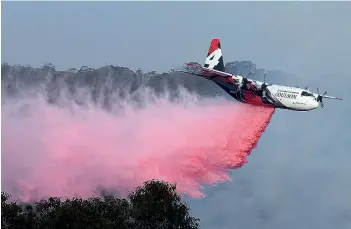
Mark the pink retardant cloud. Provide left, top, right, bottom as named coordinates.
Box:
left=1, top=89, right=275, bottom=202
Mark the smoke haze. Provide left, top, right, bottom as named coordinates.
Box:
left=1, top=62, right=349, bottom=229
left=1, top=83, right=274, bottom=202
left=2, top=1, right=351, bottom=229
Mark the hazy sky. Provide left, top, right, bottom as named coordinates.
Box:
left=2, top=2, right=351, bottom=229
left=2, top=1, right=351, bottom=77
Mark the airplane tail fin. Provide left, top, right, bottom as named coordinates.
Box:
left=204, top=38, right=226, bottom=72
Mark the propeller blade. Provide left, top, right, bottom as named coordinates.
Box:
left=247, top=70, right=253, bottom=79
left=323, top=91, right=327, bottom=96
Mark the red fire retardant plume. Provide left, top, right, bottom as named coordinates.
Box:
left=2, top=94, right=275, bottom=202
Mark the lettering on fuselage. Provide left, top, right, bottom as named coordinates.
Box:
left=293, top=102, right=306, bottom=105
left=275, top=91, right=298, bottom=99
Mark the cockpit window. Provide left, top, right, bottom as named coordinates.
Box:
left=301, top=91, right=314, bottom=97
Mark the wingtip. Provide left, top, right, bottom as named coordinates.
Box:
left=185, top=62, right=201, bottom=67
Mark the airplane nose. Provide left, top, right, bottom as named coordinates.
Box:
left=312, top=99, right=320, bottom=109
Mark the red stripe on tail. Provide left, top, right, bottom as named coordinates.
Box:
left=207, top=38, right=221, bottom=56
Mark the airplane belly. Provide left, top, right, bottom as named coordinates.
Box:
left=278, top=98, right=293, bottom=107
left=279, top=98, right=313, bottom=111
left=293, top=100, right=308, bottom=110
left=273, top=97, right=300, bottom=110
left=290, top=101, right=306, bottom=110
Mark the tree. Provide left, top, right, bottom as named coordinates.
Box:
left=1, top=180, right=200, bottom=229
left=1, top=192, right=35, bottom=229
left=129, top=180, right=200, bottom=229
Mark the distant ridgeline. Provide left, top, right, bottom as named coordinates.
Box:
left=1, top=61, right=299, bottom=105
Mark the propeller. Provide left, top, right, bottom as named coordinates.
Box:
left=244, top=69, right=254, bottom=81
left=241, top=69, right=254, bottom=89
left=316, top=88, right=327, bottom=108
left=261, top=72, right=268, bottom=89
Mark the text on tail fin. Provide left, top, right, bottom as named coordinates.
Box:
left=204, top=38, right=225, bottom=72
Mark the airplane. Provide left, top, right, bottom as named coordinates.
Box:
left=179, top=38, right=343, bottom=111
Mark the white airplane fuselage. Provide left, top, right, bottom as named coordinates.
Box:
left=183, top=38, right=342, bottom=111
left=234, top=75, right=320, bottom=111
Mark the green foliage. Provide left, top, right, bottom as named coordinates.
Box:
left=1, top=180, right=200, bottom=229
left=129, top=180, right=199, bottom=229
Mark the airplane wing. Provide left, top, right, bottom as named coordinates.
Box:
left=322, top=95, right=343, bottom=100
left=178, top=39, right=241, bottom=85
left=182, top=62, right=240, bottom=85
left=312, top=90, right=343, bottom=101
left=179, top=63, right=247, bottom=101
left=178, top=38, right=262, bottom=101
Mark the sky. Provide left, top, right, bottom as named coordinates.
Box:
left=2, top=2, right=351, bottom=229
left=2, top=1, right=351, bottom=77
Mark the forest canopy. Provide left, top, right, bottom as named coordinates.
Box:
left=1, top=180, right=200, bottom=229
